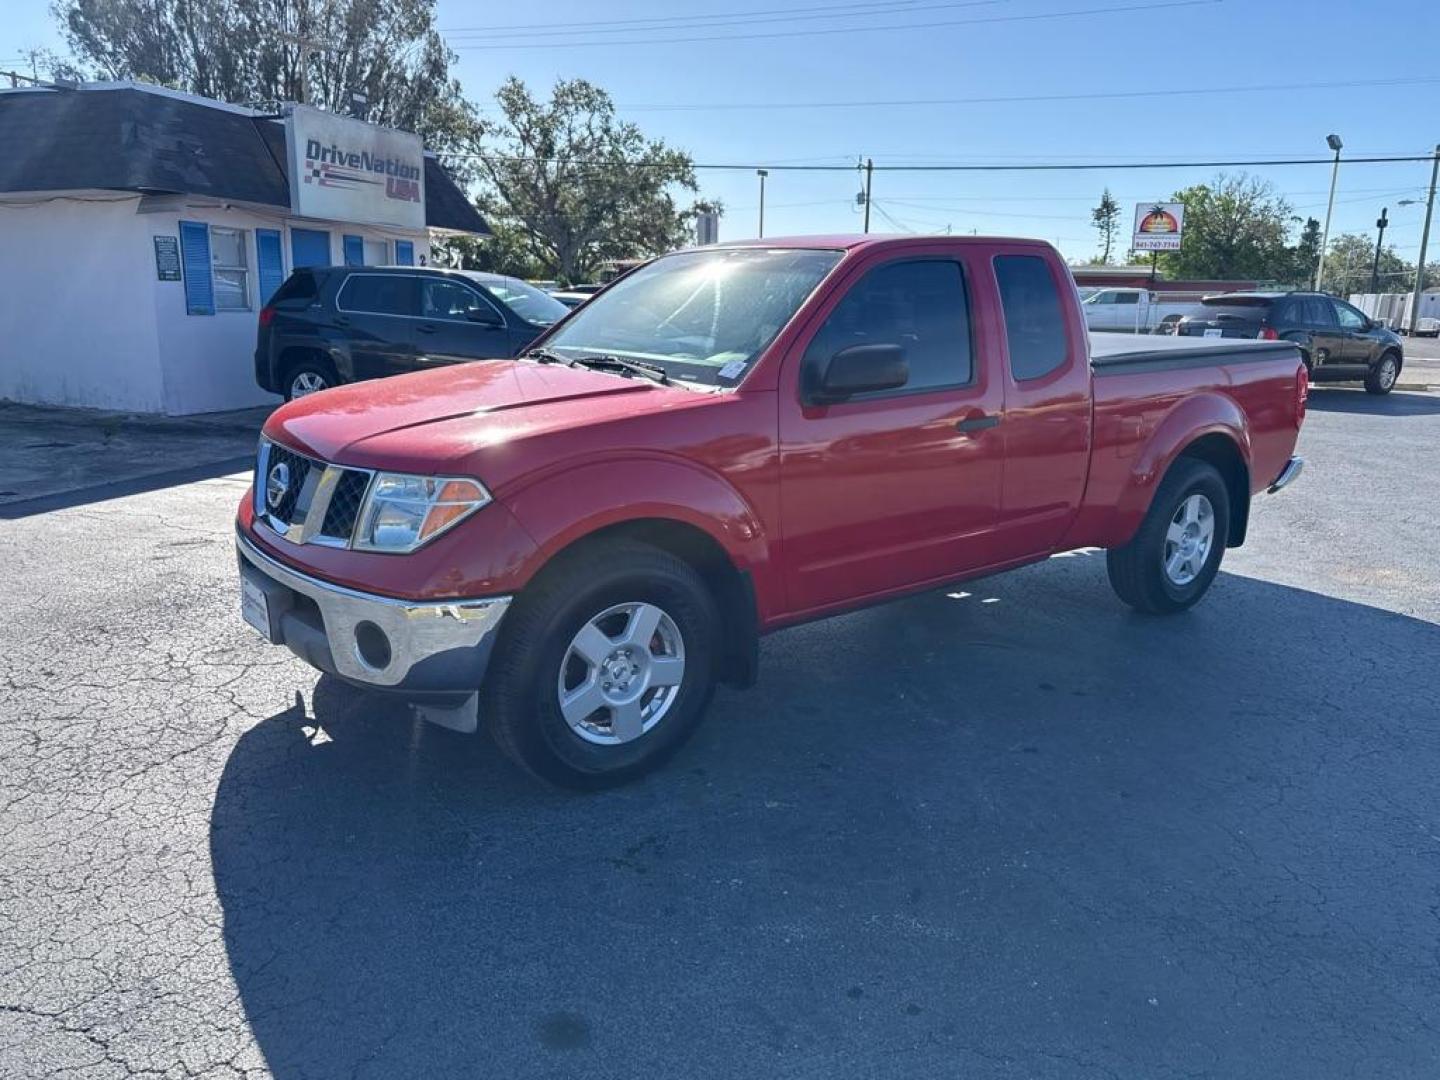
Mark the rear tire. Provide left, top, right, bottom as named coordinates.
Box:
left=284, top=358, right=338, bottom=401
left=1107, top=459, right=1230, bottom=615
left=484, top=541, right=720, bottom=789
left=1364, top=351, right=1400, bottom=395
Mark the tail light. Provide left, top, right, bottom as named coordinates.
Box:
left=1295, top=364, right=1309, bottom=427
left=258, top=306, right=276, bottom=329
left=1257, top=325, right=1279, bottom=341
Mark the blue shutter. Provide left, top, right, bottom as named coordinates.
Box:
left=256, top=229, right=285, bottom=304
left=343, top=234, right=364, bottom=266
left=179, top=220, right=214, bottom=315
left=291, top=228, right=331, bottom=268
left=394, top=239, right=415, bottom=266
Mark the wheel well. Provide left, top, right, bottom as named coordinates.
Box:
left=279, top=347, right=334, bottom=382
left=537, top=518, right=760, bottom=689
left=1177, top=434, right=1250, bottom=547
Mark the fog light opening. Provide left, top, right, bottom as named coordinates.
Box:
left=354, top=621, right=392, bottom=671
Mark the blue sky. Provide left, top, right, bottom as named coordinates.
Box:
left=6, top=0, right=1438, bottom=263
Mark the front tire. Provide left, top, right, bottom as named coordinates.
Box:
left=1365, top=352, right=1400, bottom=395
left=1107, top=459, right=1230, bottom=615
left=484, top=541, right=720, bottom=789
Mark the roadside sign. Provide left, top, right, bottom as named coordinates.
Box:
left=153, top=235, right=182, bottom=281
left=1133, top=202, right=1185, bottom=251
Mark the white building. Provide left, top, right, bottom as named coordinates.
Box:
left=0, top=82, right=488, bottom=415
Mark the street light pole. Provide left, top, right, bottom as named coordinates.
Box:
left=1314, top=133, right=1343, bottom=291
left=756, top=169, right=769, bottom=239
left=1409, top=146, right=1439, bottom=335
left=1369, top=207, right=1389, bottom=293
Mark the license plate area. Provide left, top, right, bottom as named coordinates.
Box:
left=241, top=573, right=278, bottom=643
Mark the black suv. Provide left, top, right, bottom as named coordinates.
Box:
left=255, top=267, right=571, bottom=400
left=1175, top=292, right=1405, bottom=395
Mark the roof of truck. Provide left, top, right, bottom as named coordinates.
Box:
left=713, top=234, right=1054, bottom=251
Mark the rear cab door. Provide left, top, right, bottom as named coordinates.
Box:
left=776, top=241, right=1007, bottom=614
left=991, top=246, right=1093, bottom=557
left=1302, top=295, right=1345, bottom=369
left=332, top=271, right=420, bottom=380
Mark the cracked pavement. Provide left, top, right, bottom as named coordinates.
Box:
left=2, top=386, right=1438, bottom=1078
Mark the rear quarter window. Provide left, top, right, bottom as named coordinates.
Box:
left=994, top=254, right=1067, bottom=381
left=271, top=272, right=318, bottom=307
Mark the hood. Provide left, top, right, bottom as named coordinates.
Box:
left=265, top=359, right=711, bottom=476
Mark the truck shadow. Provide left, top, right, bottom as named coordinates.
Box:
left=1305, top=386, right=1440, bottom=416
left=210, top=555, right=1440, bottom=1078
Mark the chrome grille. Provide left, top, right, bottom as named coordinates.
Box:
left=254, top=438, right=372, bottom=547
left=321, top=469, right=371, bottom=540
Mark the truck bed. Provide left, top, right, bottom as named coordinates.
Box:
left=1089, top=331, right=1297, bottom=373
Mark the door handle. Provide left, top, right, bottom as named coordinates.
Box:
left=416, top=323, right=437, bottom=334
left=956, top=414, right=1000, bottom=433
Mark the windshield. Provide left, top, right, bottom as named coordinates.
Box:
left=538, top=247, right=843, bottom=386
left=467, top=274, right=570, bottom=327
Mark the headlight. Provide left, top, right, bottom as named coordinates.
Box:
left=353, top=473, right=491, bottom=553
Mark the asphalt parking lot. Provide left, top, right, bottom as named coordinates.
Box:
left=3, top=386, right=1439, bottom=1079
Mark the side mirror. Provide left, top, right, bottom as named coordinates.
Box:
left=807, top=343, right=908, bottom=404
left=466, top=306, right=502, bottom=326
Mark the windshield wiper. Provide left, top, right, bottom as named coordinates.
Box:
left=524, top=347, right=570, bottom=365
left=568, top=354, right=670, bottom=385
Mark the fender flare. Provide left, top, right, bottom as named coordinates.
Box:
left=498, top=452, right=773, bottom=596
left=1114, top=392, right=1252, bottom=542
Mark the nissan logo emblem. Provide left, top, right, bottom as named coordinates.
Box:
left=265, top=462, right=291, bottom=511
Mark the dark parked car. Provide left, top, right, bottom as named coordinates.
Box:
left=255, top=267, right=571, bottom=400
left=1176, top=292, right=1404, bottom=394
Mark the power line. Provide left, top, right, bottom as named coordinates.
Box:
left=447, top=0, right=1219, bottom=50
left=455, top=152, right=1437, bottom=172
left=445, top=0, right=998, bottom=39
left=611, top=75, right=1440, bottom=113
left=442, top=0, right=945, bottom=34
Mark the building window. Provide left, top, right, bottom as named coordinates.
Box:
left=364, top=238, right=389, bottom=266
left=211, top=227, right=251, bottom=311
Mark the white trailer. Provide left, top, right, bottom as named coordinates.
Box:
left=1348, top=292, right=1440, bottom=336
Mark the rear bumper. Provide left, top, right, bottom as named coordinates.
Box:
left=1268, top=456, right=1304, bottom=494
left=236, top=528, right=511, bottom=695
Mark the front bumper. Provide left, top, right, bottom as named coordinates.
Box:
left=236, top=528, right=511, bottom=695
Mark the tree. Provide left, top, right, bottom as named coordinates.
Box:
left=1288, top=217, right=1322, bottom=288
left=50, top=0, right=475, bottom=160
left=1090, top=188, right=1121, bottom=264
left=469, top=77, right=703, bottom=284
left=1319, top=233, right=1414, bottom=297
left=1150, top=174, right=1296, bottom=281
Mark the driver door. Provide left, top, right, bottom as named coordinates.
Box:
left=777, top=251, right=1006, bottom=614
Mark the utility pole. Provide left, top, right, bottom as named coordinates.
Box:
left=277, top=30, right=340, bottom=105
left=1409, top=145, right=1439, bottom=335
left=1315, top=133, right=1343, bottom=291
left=862, top=157, right=873, bottom=233
left=1369, top=207, right=1389, bottom=293
left=755, top=169, right=768, bottom=238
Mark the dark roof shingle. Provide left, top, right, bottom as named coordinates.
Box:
left=0, top=85, right=487, bottom=235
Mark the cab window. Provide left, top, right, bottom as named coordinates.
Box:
left=1334, top=301, right=1367, bottom=330
left=995, top=254, right=1067, bottom=381
left=422, top=280, right=499, bottom=322
left=803, top=259, right=973, bottom=396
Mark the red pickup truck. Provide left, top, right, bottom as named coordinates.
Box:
left=237, top=235, right=1306, bottom=787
